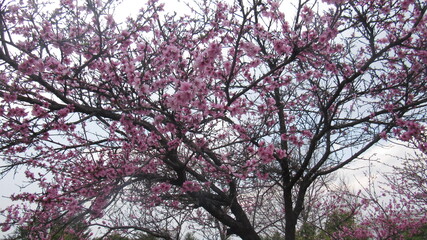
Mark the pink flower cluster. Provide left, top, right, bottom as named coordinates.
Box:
left=151, top=183, right=171, bottom=194
left=396, top=119, right=424, bottom=142
left=257, top=143, right=275, bottom=164
left=195, top=42, right=221, bottom=72
left=273, top=39, right=292, bottom=55
left=241, top=42, right=261, bottom=58
left=181, top=181, right=202, bottom=192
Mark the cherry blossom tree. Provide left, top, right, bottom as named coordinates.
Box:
left=309, top=146, right=427, bottom=240
left=385, top=152, right=427, bottom=211
left=339, top=151, right=427, bottom=240
left=0, top=0, right=427, bottom=239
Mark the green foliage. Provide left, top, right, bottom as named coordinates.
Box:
left=3, top=226, right=30, bottom=240
left=183, top=232, right=197, bottom=240
left=105, top=233, right=133, bottom=240
left=135, top=233, right=161, bottom=240
left=318, top=210, right=363, bottom=240
left=295, top=210, right=370, bottom=240
left=105, top=233, right=163, bottom=240
left=325, top=211, right=354, bottom=233
left=404, top=223, right=427, bottom=240
left=4, top=220, right=90, bottom=240
left=95, top=232, right=163, bottom=240
left=296, top=222, right=317, bottom=240
left=103, top=232, right=196, bottom=240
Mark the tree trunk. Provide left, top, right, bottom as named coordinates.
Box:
left=284, top=188, right=297, bottom=240
left=198, top=193, right=261, bottom=240
left=237, top=230, right=262, bottom=240
left=285, top=215, right=297, bottom=240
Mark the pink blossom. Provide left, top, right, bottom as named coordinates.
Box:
left=179, top=82, right=192, bottom=91
left=57, top=105, right=74, bottom=118
left=31, top=105, right=48, bottom=118
left=60, top=0, right=74, bottom=8
left=7, top=107, right=27, bottom=117
left=181, top=181, right=202, bottom=192
left=1, top=0, right=427, bottom=238
left=241, top=42, right=261, bottom=57
left=322, top=0, right=346, bottom=4
left=301, top=6, right=314, bottom=23
left=379, top=131, right=388, bottom=139
left=273, top=40, right=292, bottom=55
left=195, top=42, right=221, bottom=71
left=152, top=182, right=171, bottom=194
left=2, top=93, right=17, bottom=103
